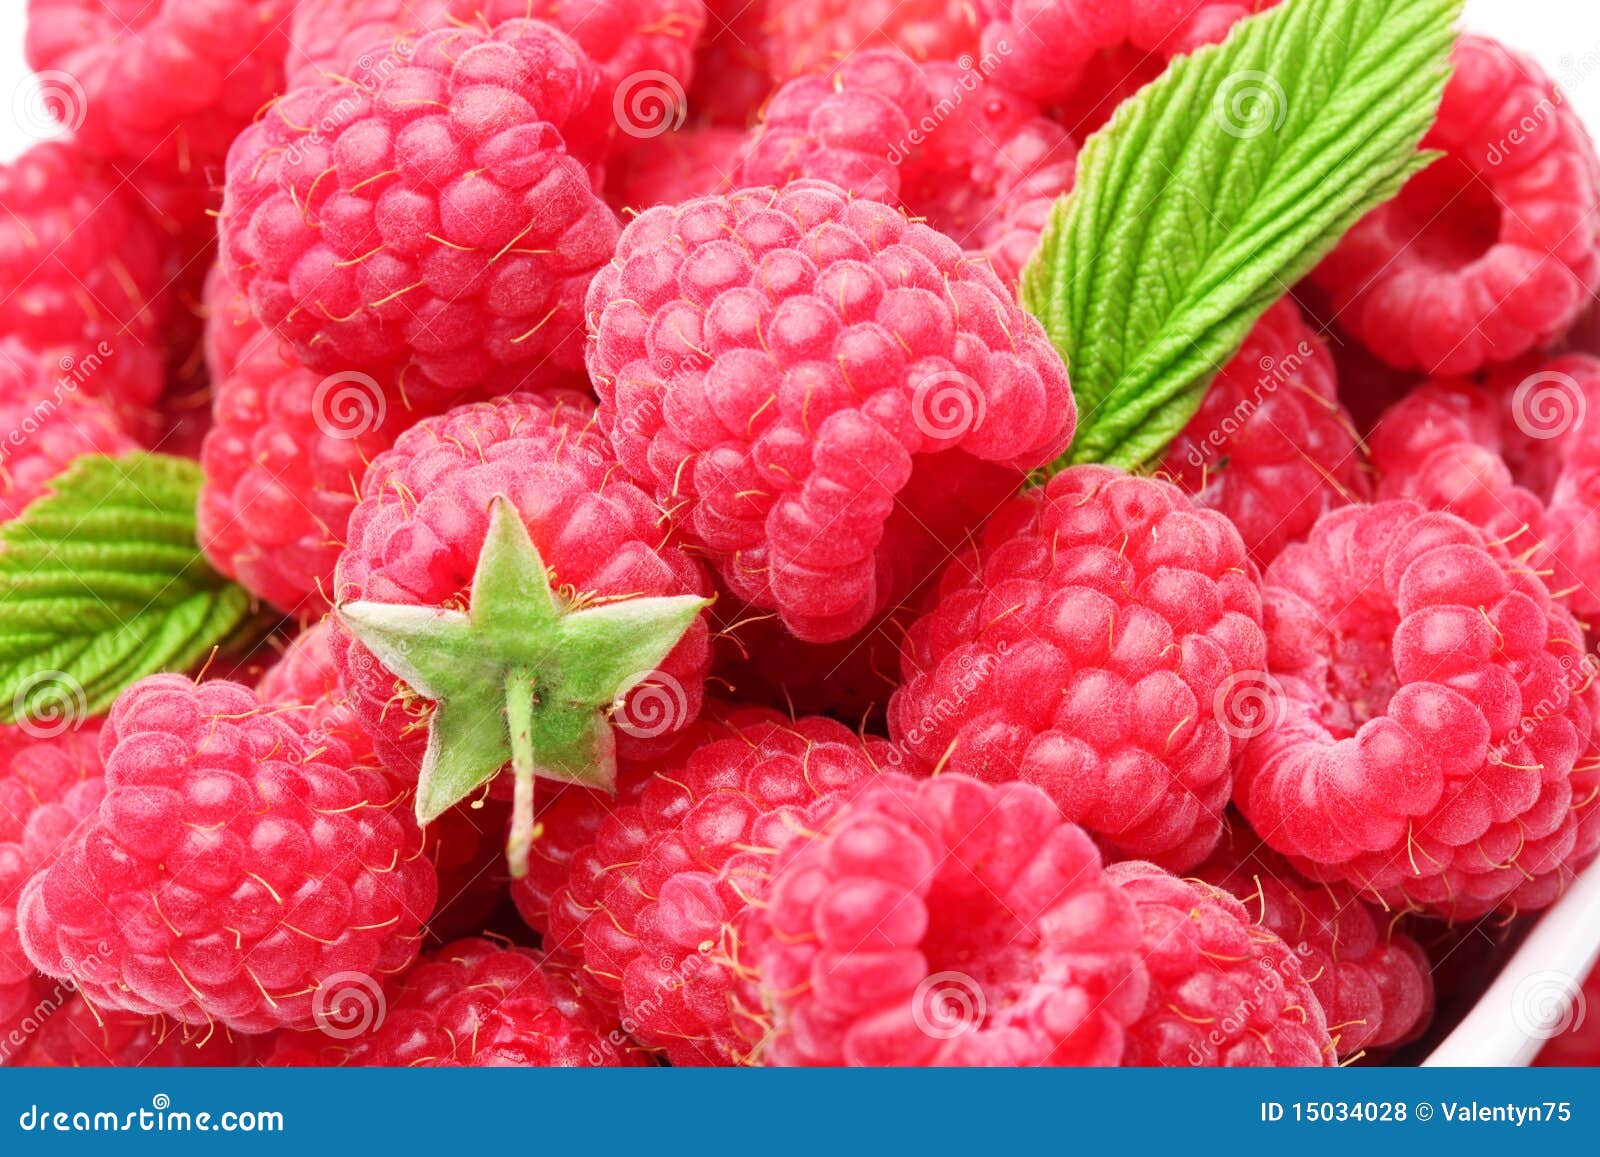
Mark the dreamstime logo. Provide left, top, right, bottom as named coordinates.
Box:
left=613, top=672, right=690, bottom=739
left=912, top=971, right=986, bottom=1040
left=1511, top=369, right=1586, bottom=440
left=912, top=370, right=986, bottom=440
left=1510, top=969, right=1587, bottom=1041
left=1215, top=70, right=1287, bottom=139
left=613, top=70, right=688, bottom=139
left=1213, top=670, right=1285, bottom=740
left=12, top=670, right=88, bottom=739
left=312, top=371, right=387, bottom=440
left=311, top=971, right=386, bottom=1040
left=13, top=70, right=86, bottom=139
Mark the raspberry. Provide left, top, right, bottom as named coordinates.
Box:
left=0, top=725, right=105, bottom=1055
left=1369, top=379, right=1549, bottom=562
left=1236, top=501, right=1598, bottom=919
left=330, top=394, right=715, bottom=866
left=1312, top=36, right=1600, bottom=376
left=257, top=621, right=344, bottom=708
left=197, top=326, right=422, bottom=617
left=734, top=52, right=1078, bottom=280
left=979, top=0, right=1270, bottom=135
left=220, top=20, right=621, bottom=409
left=549, top=711, right=893, bottom=1064
left=762, top=0, right=978, bottom=83
left=268, top=938, right=641, bottom=1066
left=24, top=0, right=290, bottom=169
left=0, top=340, right=139, bottom=523
left=13, top=995, right=263, bottom=1067
left=285, top=0, right=707, bottom=158
left=1196, top=837, right=1433, bottom=1057
left=1109, top=861, right=1335, bottom=1067
left=746, top=773, right=1148, bottom=1066
left=888, top=466, right=1267, bottom=870
left=587, top=181, right=1074, bottom=642
left=0, top=144, right=168, bottom=418
left=1161, top=301, right=1368, bottom=565
left=606, top=128, right=745, bottom=212
left=18, top=675, right=438, bottom=1033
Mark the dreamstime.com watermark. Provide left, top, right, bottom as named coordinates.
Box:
left=1186, top=942, right=1316, bottom=1066
left=0, top=942, right=111, bottom=1064
left=886, top=44, right=1012, bottom=165
left=1183, top=339, right=1317, bottom=469
left=17, top=1095, right=284, bottom=1135
left=1, top=342, right=116, bottom=468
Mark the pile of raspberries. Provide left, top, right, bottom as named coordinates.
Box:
left=2, top=0, right=1599, bottom=1069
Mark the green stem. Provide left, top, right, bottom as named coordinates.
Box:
left=505, top=669, right=537, bottom=880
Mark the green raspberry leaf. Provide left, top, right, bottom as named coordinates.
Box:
left=0, top=453, right=261, bottom=728
left=1022, top=0, right=1462, bottom=471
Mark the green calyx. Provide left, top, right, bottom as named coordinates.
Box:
left=337, top=497, right=709, bottom=877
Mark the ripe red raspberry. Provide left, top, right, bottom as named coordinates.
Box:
left=1236, top=501, right=1598, bottom=919
left=548, top=711, right=892, bottom=1064
left=18, top=675, right=438, bottom=1033
left=1109, top=861, right=1334, bottom=1067
left=888, top=466, right=1266, bottom=871
left=762, top=0, right=978, bottom=83
left=745, top=773, right=1148, bottom=1066
left=0, top=341, right=139, bottom=523
left=606, top=128, right=745, bottom=212
left=979, top=0, right=1271, bottom=134
left=13, top=995, right=263, bottom=1067
left=197, top=326, right=421, bottom=617
left=257, top=622, right=343, bottom=708
left=0, top=724, right=105, bottom=1056
left=0, top=144, right=167, bottom=417
left=1312, top=36, right=1600, bottom=376
left=587, top=181, right=1074, bottom=643
left=1369, top=379, right=1549, bottom=562
left=24, top=0, right=290, bottom=169
left=330, top=394, right=714, bottom=848
left=1161, top=301, right=1368, bottom=566
left=734, top=51, right=1078, bottom=280
left=1195, top=838, right=1433, bottom=1057
left=220, top=20, right=620, bottom=409
left=268, top=938, right=641, bottom=1065
left=286, top=0, right=706, bottom=156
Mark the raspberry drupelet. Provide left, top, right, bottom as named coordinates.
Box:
left=745, top=773, right=1149, bottom=1066
left=587, top=180, right=1075, bottom=643
left=1109, top=861, right=1335, bottom=1067
left=1312, top=36, right=1600, bottom=376
left=25, top=0, right=291, bottom=170
left=18, top=676, right=438, bottom=1034
left=1161, top=300, right=1368, bottom=566
left=1196, top=837, right=1434, bottom=1057
left=888, top=465, right=1267, bottom=871
left=1236, top=501, right=1599, bottom=919
left=543, top=710, right=893, bottom=1064
left=268, top=938, right=642, bottom=1065
left=762, top=0, right=978, bottom=83
left=15, top=996, right=264, bottom=1067
left=220, top=19, right=620, bottom=409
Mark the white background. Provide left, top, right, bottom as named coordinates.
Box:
left=1, top=3, right=1599, bottom=163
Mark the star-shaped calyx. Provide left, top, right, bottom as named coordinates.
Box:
left=337, top=497, right=710, bottom=877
